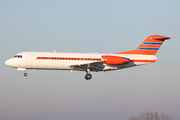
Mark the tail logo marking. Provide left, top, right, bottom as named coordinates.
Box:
left=143, top=42, right=163, bottom=45
left=138, top=47, right=159, bottom=50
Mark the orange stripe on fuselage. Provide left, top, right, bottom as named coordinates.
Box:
left=36, top=57, right=102, bottom=61
left=35, top=57, right=156, bottom=63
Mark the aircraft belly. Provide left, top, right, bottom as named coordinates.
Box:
left=26, top=60, right=71, bottom=70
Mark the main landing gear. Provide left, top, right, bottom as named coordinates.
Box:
left=85, top=74, right=92, bottom=80
left=85, top=69, right=92, bottom=80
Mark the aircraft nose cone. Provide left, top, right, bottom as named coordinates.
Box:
left=5, top=59, right=12, bottom=67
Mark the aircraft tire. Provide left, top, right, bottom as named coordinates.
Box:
left=85, top=74, right=92, bottom=80
left=24, top=73, right=27, bottom=77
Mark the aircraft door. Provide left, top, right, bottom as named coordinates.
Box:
left=27, top=53, right=32, bottom=66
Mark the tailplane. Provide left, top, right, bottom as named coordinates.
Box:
left=117, top=35, right=171, bottom=55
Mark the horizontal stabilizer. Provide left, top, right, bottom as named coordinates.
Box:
left=152, top=36, right=172, bottom=40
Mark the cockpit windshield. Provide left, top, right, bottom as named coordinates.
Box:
left=14, top=55, right=22, bottom=58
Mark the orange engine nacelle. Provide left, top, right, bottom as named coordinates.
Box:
left=102, top=55, right=129, bottom=65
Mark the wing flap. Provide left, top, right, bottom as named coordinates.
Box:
left=69, top=61, right=105, bottom=71
left=69, top=61, right=105, bottom=67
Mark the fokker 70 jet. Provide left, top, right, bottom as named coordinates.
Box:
left=5, top=35, right=171, bottom=80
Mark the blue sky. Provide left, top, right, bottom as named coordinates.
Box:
left=0, top=0, right=180, bottom=120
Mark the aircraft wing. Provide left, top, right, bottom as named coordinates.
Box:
left=68, top=61, right=106, bottom=71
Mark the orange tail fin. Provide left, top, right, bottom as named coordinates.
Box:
left=117, top=35, right=171, bottom=55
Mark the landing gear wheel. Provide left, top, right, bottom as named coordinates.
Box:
left=85, top=74, right=92, bottom=80
left=24, top=73, right=27, bottom=77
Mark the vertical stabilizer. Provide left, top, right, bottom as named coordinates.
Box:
left=117, top=35, right=171, bottom=55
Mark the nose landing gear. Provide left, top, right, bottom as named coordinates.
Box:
left=24, top=73, right=27, bottom=77
left=24, top=69, right=27, bottom=77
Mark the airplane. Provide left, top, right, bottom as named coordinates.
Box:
left=5, top=35, right=171, bottom=80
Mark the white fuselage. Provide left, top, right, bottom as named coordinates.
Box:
left=5, top=51, right=157, bottom=72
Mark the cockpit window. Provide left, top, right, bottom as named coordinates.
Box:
left=14, top=55, right=22, bottom=58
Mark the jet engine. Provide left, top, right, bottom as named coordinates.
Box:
left=102, top=55, right=129, bottom=65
